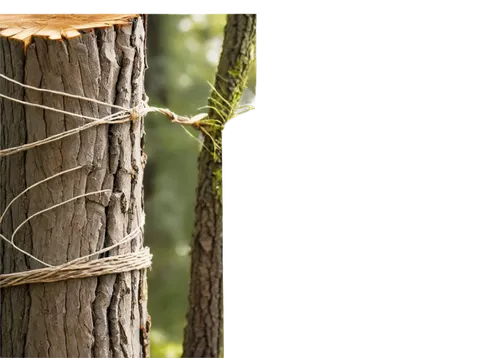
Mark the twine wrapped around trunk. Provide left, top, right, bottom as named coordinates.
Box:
left=0, top=65, right=207, bottom=287
left=0, top=247, right=152, bottom=288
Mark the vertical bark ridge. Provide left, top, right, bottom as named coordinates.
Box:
left=0, top=16, right=149, bottom=358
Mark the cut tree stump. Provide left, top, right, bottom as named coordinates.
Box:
left=0, top=14, right=150, bottom=358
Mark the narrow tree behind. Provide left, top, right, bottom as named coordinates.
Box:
left=0, top=15, right=150, bottom=358
left=182, top=14, right=257, bottom=358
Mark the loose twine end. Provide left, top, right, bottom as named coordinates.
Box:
left=151, top=107, right=209, bottom=127
left=0, top=72, right=212, bottom=158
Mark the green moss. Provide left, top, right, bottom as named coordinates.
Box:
left=228, top=68, right=239, bottom=78
left=212, top=165, right=223, bottom=201
left=202, top=27, right=256, bottom=203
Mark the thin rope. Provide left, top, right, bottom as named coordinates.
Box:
left=0, top=165, right=84, bottom=266
left=0, top=111, right=129, bottom=157
left=0, top=73, right=129, bottom=111
left=0, top=165, right=142, bottom=268
left=0, top=71, right=204, bottom=125
left=10, top=189, right=112, bottom=267
left=0, top=165, right=83, bottom=225
left=0, top=92, right=125, bottom=122
left=0, top=164, right=147, bottom=281
left=0, top=69, right=216, bottom=286
left=0, top=71, right=210, bottom=159
left=0, top=189, right=111, bottom=268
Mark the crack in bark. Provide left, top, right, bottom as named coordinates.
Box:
left=1, top=16, right=149, bottom=358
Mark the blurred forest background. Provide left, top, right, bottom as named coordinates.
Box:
left=144, top=14, right=256, bottom=357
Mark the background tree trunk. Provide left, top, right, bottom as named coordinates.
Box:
left=0, top=15, right=150, bottom=358
left=182, top=14, right=256, bottom=358
left=143, top=14, right=170, bottom=202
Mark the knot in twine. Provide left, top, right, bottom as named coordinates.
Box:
left=0, top=73, right=209, bottom=158
left=0, top=71, right=220, bottom=287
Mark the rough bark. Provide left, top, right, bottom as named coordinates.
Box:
left=182, top=14, right=256, bottom=358
left=0, top=16, right=150, bottom=358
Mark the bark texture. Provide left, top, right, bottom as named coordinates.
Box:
left=0, top=16, right=150, bottom=358
left=182, top=14, right=256, bottom=358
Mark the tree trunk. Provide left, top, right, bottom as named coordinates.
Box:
left=0, top=15, right=150, bottom=358
left=182, top=14, right=256, bottom=358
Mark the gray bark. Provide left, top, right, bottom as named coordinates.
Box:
left=0, top=16, right=150, bottom=358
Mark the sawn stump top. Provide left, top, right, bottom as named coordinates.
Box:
left=0, top=14, right=139, bottom=47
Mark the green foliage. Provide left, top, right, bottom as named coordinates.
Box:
left=150, top=329, right=183, bottom=358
